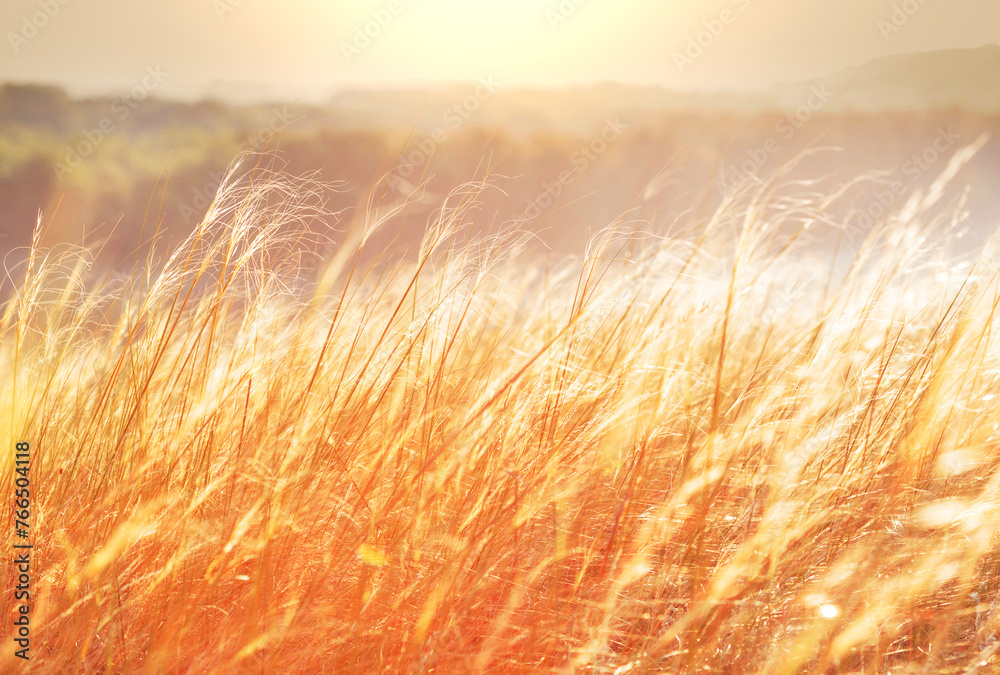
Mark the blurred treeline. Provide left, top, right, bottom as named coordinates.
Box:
left=2, top=82, right=999, bottom=270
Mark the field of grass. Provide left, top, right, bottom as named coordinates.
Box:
left=3, top=149, right=1000, bottom=673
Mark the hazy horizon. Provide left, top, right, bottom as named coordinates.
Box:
left=3, top=0, right=999, bottom=103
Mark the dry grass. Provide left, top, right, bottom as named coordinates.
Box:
left=3, top=148, right=1000, bottom=673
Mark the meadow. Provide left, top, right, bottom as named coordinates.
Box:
left=2, top=143, right=1000, bottom=673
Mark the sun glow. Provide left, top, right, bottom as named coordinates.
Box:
left=320, top=0, right=680, bottom=89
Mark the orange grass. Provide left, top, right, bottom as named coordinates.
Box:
left=3, top=148, right=1000, bottom=673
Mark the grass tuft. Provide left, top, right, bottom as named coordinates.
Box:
left=3, top=148, right=1000, bottom=673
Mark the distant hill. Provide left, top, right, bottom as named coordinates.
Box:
left=326, top=83, right=770, bottom=136
left=1, top=47, right=998, bottom=139
left=772, top=45, right=1000, bottom=113
left=324, top=46, right=1000, bottom=133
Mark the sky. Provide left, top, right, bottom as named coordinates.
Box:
left=1, top=0, right=998, bottom=102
